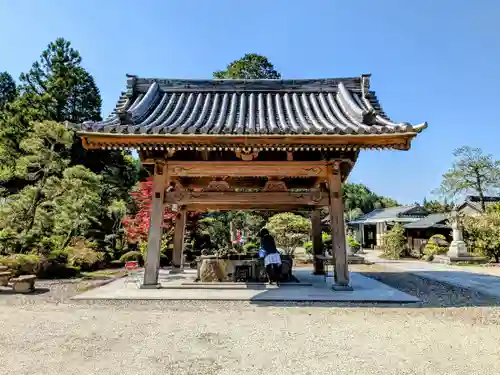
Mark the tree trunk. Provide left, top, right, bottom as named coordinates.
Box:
left=475, top=174, right=486, bottom=212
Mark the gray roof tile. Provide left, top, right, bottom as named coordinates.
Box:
left=347, top=205, right=428, bottom=224
left=79, top=74, right=427, bottom=136
left=403, top=213, right=450, bottom=229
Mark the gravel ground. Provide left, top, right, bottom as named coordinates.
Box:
left=1, top=268, right=500, bottom=375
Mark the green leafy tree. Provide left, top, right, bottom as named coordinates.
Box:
left=0, top=121, right=102, bottom=254
left=13, top=121, right=73, bottom=232
left=438, top=146, right=500, bottom=212
left=214, top=53, right=281, bottom=79
left=267, top=212, right=311, bottom=255
left=0, top=72, right=17, bottom=109
left=198, top=213, right=232, bottom=250
left=463, top=203, right=500, bottom=262
left=379, top=197, right=399, bottom=208
left=45, top=166, right=101, bottom=248
left=343, top=182, right=399, bottom=218
left=422, top=198, right=453, bottom=213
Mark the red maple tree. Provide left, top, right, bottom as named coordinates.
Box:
left=122, top=177, right=200, bottom=244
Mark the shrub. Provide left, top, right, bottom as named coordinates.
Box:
left=422, top=234, right=449, bottom=260
left=47, top=249, right=69, bottom=264
left=67, top=247, right=105, bottom=272
left=303, top=241, right=313, bottom=254
left=33, top=249, right=85, bottom=279
left=108, top=259, right=124, bottom=269
left=243, top=241, right=259, bottom=254
left=463, top=211, right=500, bottom=263
left=347, top=236, right=361, bottom=252
left=120, top=251, right=144, bottom=266
left=382, top=223, right=406, bottom=259
left=38, top=262, right=80, bottom=279
left=0, top=253, right=42, bottom=276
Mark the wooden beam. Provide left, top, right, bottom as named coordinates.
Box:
left=165, top=191, right=328, bottom=208
left=185, top=204, right=319, bottom=211
left=167, top=161, right=328, bottom=177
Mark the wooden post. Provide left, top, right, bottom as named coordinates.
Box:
left=327, top=162, right=351, bottom=290
left=171, top=208, right=187, bottom=273
left=311, top=209, right=324, bottom=274
left=360, top=223, right=365, bottom=249
left=143, top=161, right=168, bottom=288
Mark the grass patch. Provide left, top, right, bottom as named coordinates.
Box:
left=81, top=269, right=127, bottom=279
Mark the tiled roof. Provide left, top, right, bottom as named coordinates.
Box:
left=403, top=213, right=450, bottom=229
left=458, top=195, right=500, bottom=213
left=79, top=74, right=427, bottom=136
left=346, top=205, right=428, bottom=224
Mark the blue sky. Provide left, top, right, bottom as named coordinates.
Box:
left=1, top=0, right=499, bottom=204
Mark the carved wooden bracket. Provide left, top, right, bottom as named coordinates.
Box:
left=331, top=162, right=341, bottom=175
left=235, top=149, right=259, bottom=161
left=155, top=160, right=165, bottom=175
left=203, top=179, right=234, bottom=192
left=263, top=178, right=287, bottom=192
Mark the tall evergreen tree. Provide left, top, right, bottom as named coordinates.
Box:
left=19, top=38, right=101, bottom=123
left=0, top=72, right=17, bottom=109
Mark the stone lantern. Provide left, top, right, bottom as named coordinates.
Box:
left=433, top=208, right=487, bottom=264
left=447, top=209, right=469, bottom=258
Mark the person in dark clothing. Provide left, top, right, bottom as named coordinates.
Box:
left=258, top=228, right=282, bottom=285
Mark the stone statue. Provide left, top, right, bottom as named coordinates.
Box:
left=447, top=209, right=469, bottom=258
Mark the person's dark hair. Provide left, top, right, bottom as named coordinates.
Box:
left=258, top=228, right=269, bottom=238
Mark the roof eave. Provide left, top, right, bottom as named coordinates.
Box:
left=77, top=131, right=421, bottom=150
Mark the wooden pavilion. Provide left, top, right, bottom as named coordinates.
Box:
left=76, top=74, right=426, bottom=290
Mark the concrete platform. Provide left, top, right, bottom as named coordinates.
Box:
left=72, top=268, right=419, bottom=303
left=433, top=254, right=488, bottom=265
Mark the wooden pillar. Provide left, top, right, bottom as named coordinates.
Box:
left=327, top=162, right=351, bottom=290
left=360, top=223, right=365, bottom=248
left=171, top=208, right=187, bottom=273
left=311, top=209, right=324, bottom=274
left=143, top=161, right=168, bottom=287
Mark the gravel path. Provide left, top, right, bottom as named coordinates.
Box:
left=1, top=269, right=500, bottom=375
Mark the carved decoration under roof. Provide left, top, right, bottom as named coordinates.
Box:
left=203, top=179, right=234, bottom=192
left=263, top=178, right=287, bottom=192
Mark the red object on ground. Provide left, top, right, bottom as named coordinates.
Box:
left=125, top=261, right=139, bottom=271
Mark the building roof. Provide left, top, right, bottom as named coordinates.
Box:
left=78, top=74, right=427, bottom=137
left=403, top=213, right=450, bottom=229
left=346, top=205, right=429, bottom=225
left=457, top=195, right=500, bottom=213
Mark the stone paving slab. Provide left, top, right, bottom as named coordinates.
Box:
left=72, top=269, right=419, bottom=303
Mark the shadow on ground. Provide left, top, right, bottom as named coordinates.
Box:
left=248, top=268, right=500, bottom=308
left=0, top=287, right=50, bottom=295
